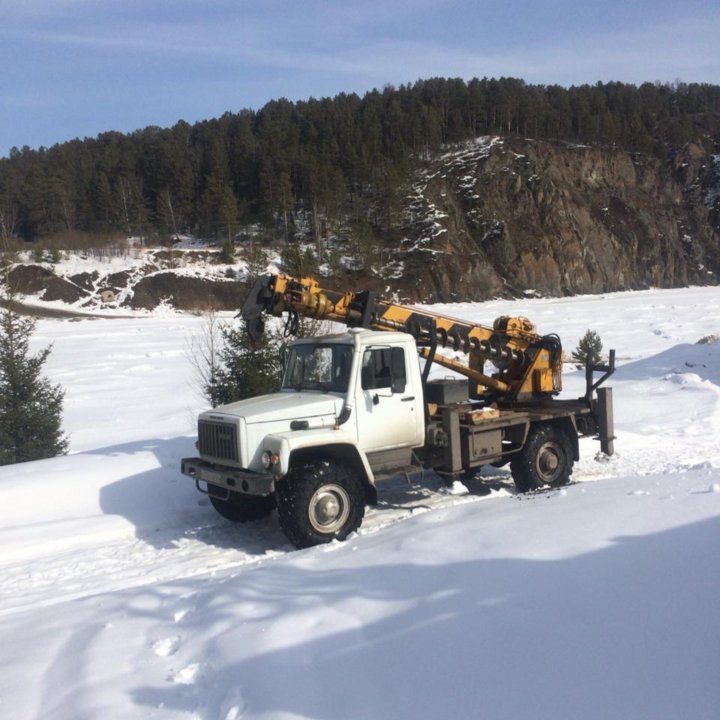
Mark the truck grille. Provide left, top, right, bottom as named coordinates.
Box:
left=198, top=420, right=239, bottom=463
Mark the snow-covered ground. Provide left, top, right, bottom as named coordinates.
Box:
left=1, top=286, right=720, bottom=719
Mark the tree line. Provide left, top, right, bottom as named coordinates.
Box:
left=1, top=77, right=719, bottom=245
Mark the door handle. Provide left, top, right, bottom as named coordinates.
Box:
left=400, top=396, right=415, bottom=402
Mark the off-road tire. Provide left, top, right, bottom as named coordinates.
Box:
left=510, top=424, right=573, bottom=492
left=276, top=459, right=366, bottom=548
left=209, top=489, right=276, bottom=522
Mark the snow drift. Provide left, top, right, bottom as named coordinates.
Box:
left=0, top=286, right=719, bottom=719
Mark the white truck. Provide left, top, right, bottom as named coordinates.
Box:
left=182, top=275, right=614, bottom=548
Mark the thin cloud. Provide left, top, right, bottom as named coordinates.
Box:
left=1, top=0, right=719, bottom=153
left=303, top=13, right=720, bottom=88
left=5, top=3, right=716, bottom=87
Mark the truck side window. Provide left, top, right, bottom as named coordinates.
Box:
left=390, top=346, right=406, bottom=393
left=361, top=348, right=406, bottom=392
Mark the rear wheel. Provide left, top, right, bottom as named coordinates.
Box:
left=209, top=489, right=276, bottom=522
left=510, top=424, right=573, bottom=492
left=276, top=459, right=366, bottom=548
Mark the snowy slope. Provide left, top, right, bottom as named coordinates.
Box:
left=1, top=286, right=719, bottom=719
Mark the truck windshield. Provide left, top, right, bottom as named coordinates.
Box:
left=282, top=343, right=353, bottom=393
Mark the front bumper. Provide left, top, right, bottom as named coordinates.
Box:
left=181, top=457, right=275, bottom=496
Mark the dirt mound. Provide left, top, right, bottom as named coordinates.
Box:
left=102, top=271, right=134, bottom=292
left=5, top=262, right=246, bottom=313
left=69, top=271, right=100, bottom=291
left=8, top=264, right=89, bottom=304
left=128, top=273, right=245, bottom=311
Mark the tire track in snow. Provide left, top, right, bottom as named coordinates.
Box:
left=0, top=475, right=513, bottom=618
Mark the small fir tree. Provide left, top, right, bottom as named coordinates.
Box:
left=0, top=301, right=68, bottom=465
left=218, top=237, right=235, bottom=264
left=280, top=244, right=318, bottom=277
left=572, top=329, right=604, bottom=368
left=241, top=244, right=268, bottom=286
left=207, top=318, right=284, bottom=407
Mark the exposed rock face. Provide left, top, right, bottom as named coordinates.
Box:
left=397, top=137, right=720, bottom=301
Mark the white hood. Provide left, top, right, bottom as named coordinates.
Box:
left=208, top=391, right=344, bottom=426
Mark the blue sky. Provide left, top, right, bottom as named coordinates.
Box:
left=1, top=0, right=718, bottom=157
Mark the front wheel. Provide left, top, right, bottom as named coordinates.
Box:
left=209, top=489, right=276, bottom=522
left=510, top=424, right=573, bottom=492
left=276, top=459, right=366, bottom=548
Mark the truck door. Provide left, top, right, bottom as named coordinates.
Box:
left=354, top=345, right=423, bottom=451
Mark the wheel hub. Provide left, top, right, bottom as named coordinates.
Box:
left=309, top=484, right=350, bottom=534
left=317, top=494, right=339, bottom=521
left=536, top=442, right=562, bottom=482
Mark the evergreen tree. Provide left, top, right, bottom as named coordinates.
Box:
left=280, top=243, right=318, bottom=277
left=0, top=298, right=68, bottom=465
left=218, top=236, right=235, bottom=264
left=207, top=318, right=284, bottom=406
left=200, top=165, right=238, bottom=241
left=240, top=244, right=269, bottom=285
left=572, top=329, right=604, bottom=367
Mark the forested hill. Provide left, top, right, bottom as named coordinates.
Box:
left=0, top=78, right=720, bottom=299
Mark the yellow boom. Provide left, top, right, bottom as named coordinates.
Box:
left=242, top=273, right=563, bottom=401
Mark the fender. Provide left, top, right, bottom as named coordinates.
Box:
left=262, top=427, right=375, bottom=484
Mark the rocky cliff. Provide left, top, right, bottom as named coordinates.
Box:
left=395, top=137, right=720, bottom=302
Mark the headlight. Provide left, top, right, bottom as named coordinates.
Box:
left=261, top=451, right=280, bottom=469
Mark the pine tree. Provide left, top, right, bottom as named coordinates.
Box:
left=240, top=244, right=269, bottom=285
left=218, top=236, right=235, bottom=264
left=0, top=299, right=68, bottom=465
left=280, top=243, right=318, bottom=277
left=207, top=318, right=284, bottom=406
left=572, top=329, right=604, bottom=368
